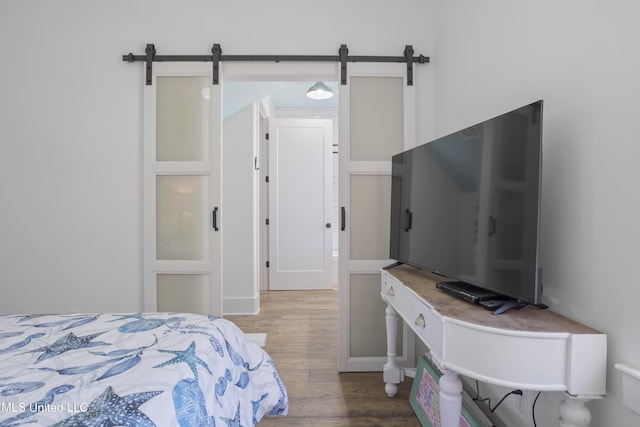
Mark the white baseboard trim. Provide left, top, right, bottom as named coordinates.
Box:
left=246, top=333, right=267, bottom=347
left=223, top=295, right=260, bottom=315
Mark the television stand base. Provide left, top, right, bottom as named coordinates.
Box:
left=491, top=299, right=527, bottom=315
left=490, top=299, right=549, bottom=315
left=383, top=261, right=404, bottom=270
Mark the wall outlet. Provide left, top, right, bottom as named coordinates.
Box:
left=515, top=392, right=524, bottom=413
left=517, top=390, right=538, bottom=417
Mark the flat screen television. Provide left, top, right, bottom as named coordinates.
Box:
left=389, top=100, right=543, bottom=310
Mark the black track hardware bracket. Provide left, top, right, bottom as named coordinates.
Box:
left=145, top=43, right=156, bottom=85
left=404, top=45, right=414, bottom=86
left=339, top=44, right=349, bottom=85
left=212, top=44, right=222, bottom=85
left=123, top=43, right=429, bottom=86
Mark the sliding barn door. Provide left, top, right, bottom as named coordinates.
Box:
left=143, top=63, right=222, bottom=316
left=338, top=63, right=416, bottom=371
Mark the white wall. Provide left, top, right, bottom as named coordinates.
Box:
left=222, top=103, right=260, bottom=314
left=1, top=0, right=633, bottom=424
left=433, top=1, right=640, bottom=425
left=0, top=0, right=433, bottom=312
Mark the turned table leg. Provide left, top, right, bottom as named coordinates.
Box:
left=439, top=369, right=463, bottom=427
left=383, top=303, right=402, bottom=397
left=559, top=398, right=592, bottom=427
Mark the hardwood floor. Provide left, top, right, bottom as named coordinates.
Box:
left=226, top=289, right=421, bottom=426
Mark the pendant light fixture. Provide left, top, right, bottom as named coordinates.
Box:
left=306, top=81, right=334, bottom=100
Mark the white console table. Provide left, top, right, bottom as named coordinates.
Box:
left=381, top=264, right=607, bottom=427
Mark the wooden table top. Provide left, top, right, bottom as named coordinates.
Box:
left=386, top=264, right=602, bottom=335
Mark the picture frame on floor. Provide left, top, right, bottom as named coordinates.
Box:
left=409, top=355, right=490, bottom=427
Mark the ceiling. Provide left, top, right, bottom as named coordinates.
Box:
left=223, top=81, right=339, bottom=119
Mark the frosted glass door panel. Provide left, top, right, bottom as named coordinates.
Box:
left=350, top=77, right=404, bottom=161
left=157, top=175, right=208, bottom=260
left=156, top=76, right=209, bottom=161
left=157, top=274, right=209, bottom=313
left=350, top=175, right=391, bottom=260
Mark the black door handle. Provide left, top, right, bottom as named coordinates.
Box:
left=341, top=206, right=346, bottom=231
left=213, top=207, right=219, bottom=231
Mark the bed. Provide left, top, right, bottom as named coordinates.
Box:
left=0, top=312, right=287, bottom=426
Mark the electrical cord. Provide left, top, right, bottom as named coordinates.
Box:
left=472, top=380, right=523, bottom=417
left=474, top=380, right=543, bottom=426
left=532, top=391, right=541, bottom=427
left=470, top=381, right=497, bottom=427
left=489, top=389, right=523, bottom=413
left=472, top=380, right=491, bottom=405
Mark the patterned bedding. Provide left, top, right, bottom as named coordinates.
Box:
left=0, top=312, right=287, bottom=426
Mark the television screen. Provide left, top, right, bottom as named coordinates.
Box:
left=390, top=100, right=543, bottom=305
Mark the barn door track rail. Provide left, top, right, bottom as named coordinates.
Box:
left=122, top=43, right=430, bottom=86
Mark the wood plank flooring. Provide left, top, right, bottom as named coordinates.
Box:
left=226, top=289, right=421, bottom=426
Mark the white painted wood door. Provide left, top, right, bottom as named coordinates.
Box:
left=338, top=63, right=416, bottom=371
left=143, top=62, right=222, bottom=316
left=268, top=118, right=333, bottom=290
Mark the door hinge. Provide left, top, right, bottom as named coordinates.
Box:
left=265, top=176, right=269, bottom=183
left=265, top=133, right=269, bottom=140
left=266, top=218, right=269, bottom=225
left=266, top=261, right=270, bottom=268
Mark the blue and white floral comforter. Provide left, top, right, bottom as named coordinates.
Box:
left=0, top=312, right=287, bottom=426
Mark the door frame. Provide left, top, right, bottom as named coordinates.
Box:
left=221, top=62, right=339, bottom=293
left=221, top=62, right=417, bottom=372
left=259, top=98, right=273, bottom=291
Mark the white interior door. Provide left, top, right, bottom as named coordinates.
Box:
left=143, top=62, right=222, bottom=316
left=268, top=118, right=333, bottom=290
